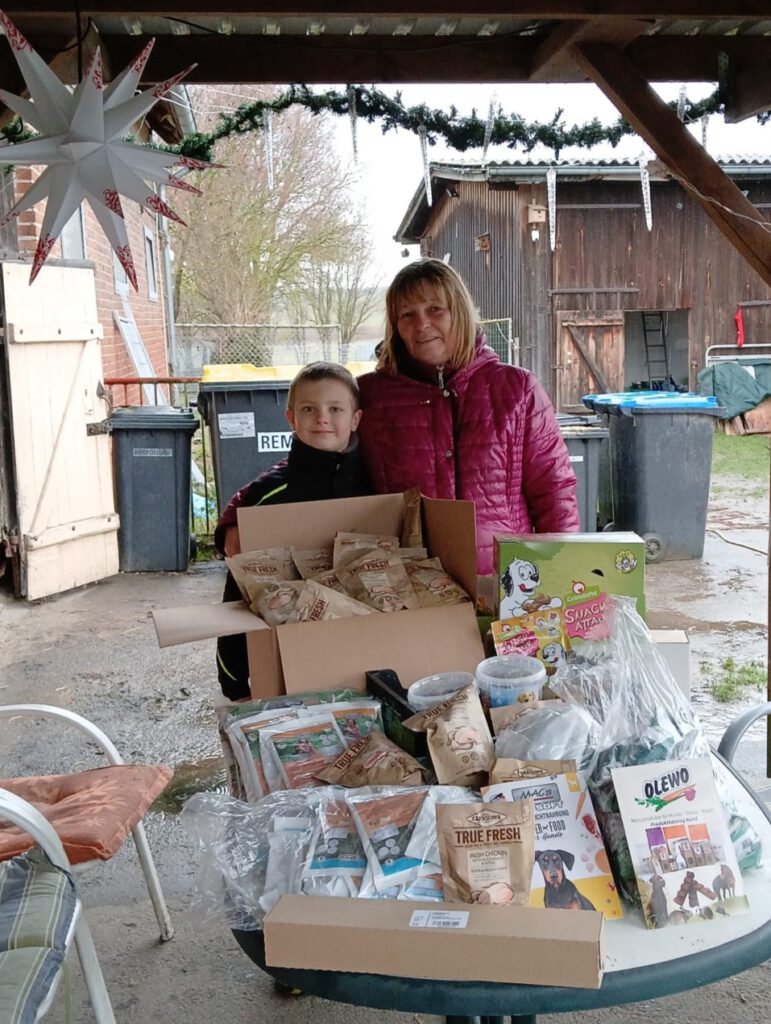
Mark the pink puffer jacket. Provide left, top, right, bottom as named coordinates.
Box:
left=357, top=335, right=580, bottom=574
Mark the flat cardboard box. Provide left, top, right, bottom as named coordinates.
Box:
left=649, top=628, right=690, bottom=699
left=494, top=532, right=646, bottom=620
left=264, top=894, right=604, bottom=989
left=152, top=493, right=485, bottom=699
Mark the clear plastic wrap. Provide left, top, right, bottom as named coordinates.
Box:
left=180, top=784, right=473, bottom=929
left=547, top=596, right=711, bottom=904
left=494, top=702, right=596, bottom=767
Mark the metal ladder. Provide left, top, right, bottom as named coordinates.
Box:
left=641, top=310, right=670, bottom=383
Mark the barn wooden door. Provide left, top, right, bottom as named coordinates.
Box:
left=2, top=261, right=119, bottom=599
left=555, top=312, right=625, bottom=412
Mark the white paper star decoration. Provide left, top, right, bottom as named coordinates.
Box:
left=0, top=10, right=215, bottom=288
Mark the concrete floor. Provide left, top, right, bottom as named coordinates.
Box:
left=1, top=485, right=769, bottom=1024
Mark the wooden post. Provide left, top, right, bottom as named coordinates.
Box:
left=574, top=43, right=771, bottom=288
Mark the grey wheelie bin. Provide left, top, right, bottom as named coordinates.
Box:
left=586, top=392, right=722, bottom=562
left=557, top=413, right=609, bottom=532
left=111, top=406, right=198, bottom=571
left=198, top=378, right=291, bottom=513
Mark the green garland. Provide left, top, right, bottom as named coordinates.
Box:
left=1, top=83, right=761, bottom=163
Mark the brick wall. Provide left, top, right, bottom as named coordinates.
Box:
left=14, top=166, right=170, bottom=403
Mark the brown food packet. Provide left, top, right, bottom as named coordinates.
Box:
left=226, top=547, right=299, bottom=603
left=405, top=557, right=470, bottom=608
left=397, top=546, right=429, bottom=563
left=436, top=799, right=536, bottom=905
left=405, top=685, right=494, bottom=787
left=310, top=567, right=349, bottom=594
left=488, top=757, right=577, bottom=784
left=254, top=580, right=304, bottom=624
left=293, top=580, right=374, bottom=621
left=401, top=487, right=423, bottom=548
left=291, top=546, right=333, bottom=579
left=336, top=552, right=419, bottom=613
left=332, top=532, right=400, bottom=569
left=315, top=731, right=430, bottom=787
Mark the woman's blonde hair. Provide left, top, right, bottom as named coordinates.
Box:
left=377, top=258, right=479, bottom=374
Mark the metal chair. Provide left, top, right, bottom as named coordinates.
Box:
left=0, top=704, right=174, bottom=942
left=717, top=701, right=771, bottom=764
left=0, top=786, right=116, bottom=1024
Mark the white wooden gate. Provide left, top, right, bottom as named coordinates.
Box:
left=2, top=261, right=119, bottom=599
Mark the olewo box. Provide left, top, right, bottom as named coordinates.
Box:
left=153, top=493, right=485, bottom=699
left=265, top=894, right=604, bottom=989
left=495, top=532, right=645, bottom=621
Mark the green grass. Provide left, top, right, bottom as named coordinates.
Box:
left=712, top=433, right=770, bottom=483
left=700, top=656, right=767, bottom=702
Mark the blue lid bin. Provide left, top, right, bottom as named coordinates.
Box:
left=111, top=406, right=198, bottom=572
left=581, top=393, right=723, bottom=562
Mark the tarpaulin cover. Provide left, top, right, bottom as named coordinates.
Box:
left=697, top=360, right=771, bottom=420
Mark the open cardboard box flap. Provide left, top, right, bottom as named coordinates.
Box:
left=264, top=894, right=604, bottom=989
left=152, top=492, right=484, bottom=698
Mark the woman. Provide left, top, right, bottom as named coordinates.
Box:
left=357, top=259, right=579, bottom=576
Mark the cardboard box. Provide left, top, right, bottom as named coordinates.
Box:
left=153, top=493, right=486, bottom=699
left=264, top=894, right=603, bottom=989
left=495, top=532, right=646, bottom=621
left=649, top=628, right=690, bottom=699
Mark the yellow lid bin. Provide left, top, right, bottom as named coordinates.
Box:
left=201, top=361, right=376, bottom=384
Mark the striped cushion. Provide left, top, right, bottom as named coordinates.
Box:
left=0, top=850, right=77, bottom=1024
left=0, top=948, right=65, bottom=1024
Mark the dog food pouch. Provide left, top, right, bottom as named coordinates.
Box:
left=315, top=731, right=430, bottom=787
left=292, top=579, right=375, bottom=621
left=227, top=709, right=299, bottom=799
left=396, top=546, right=429, bottom=563
left=304, top=699, right=383, bottom=746
left=309, top=567, right=349, bottom=595
left=291, top=546, right=333, bottom=579
left=303, top=797, right=368, bottom=881
left=491, top=610, right=568, bottom=676
left=404, top=785, right=476, bottom=869
left=254, top=580, right=304, bottom=624
left=347, top=787, right=428, bottom=894
left=405, top=685, right=494, bottom=788
left=263, top=716, right=347, bottom=790
left=260, top=814, right=315, bottom=914
left=332, top=532, right=400, bottom=569
left=336, top=553, right=419, bottom=613
left=400, top=487, right=424, bottom=549
left=489, top=758, right=577, bottom=784
left=436, top=800, right=535, bottom=905
left=227, top=548, right=299, bottom=604
left=405, top=557, right=470, bottom=608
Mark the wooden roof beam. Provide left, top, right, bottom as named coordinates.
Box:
left=724, top=58, right=771, bottom=121
left=14, top=3, right=771, bottom=16
left=102, top=33, right=535, bottom=83
left=574, top=42, right=771, bottom=287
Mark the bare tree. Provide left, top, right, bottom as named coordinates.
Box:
left=170, top=88, right=360, bottom=336
left=294, top=233, right=382, bottom=361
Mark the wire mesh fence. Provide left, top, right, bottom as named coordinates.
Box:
left=174, top=322, right=348, bottom=374
left=480, top=317, right=518, bottom=365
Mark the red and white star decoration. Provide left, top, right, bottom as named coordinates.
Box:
left=0, top=9, right=216, bottom=287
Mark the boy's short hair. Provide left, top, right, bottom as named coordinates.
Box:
left=287, top=361, right=360, bottom=410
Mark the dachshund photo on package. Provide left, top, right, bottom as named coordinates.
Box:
left=535, top=849, right=596, bottom=911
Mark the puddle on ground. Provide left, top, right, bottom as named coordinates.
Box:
left=152, top=755, right=228, bottom=815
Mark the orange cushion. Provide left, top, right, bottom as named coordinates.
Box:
left=0, top=765, right=173, bottom=864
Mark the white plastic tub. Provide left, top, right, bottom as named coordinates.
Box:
left=407, top=672, right=476, bottom=712
left=475, top=655, right=546, bottom=709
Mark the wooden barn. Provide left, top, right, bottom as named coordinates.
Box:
left=395, top=158, right=771, bottom=411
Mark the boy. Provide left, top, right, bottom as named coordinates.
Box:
left=214, top=361, right=370, bottom=699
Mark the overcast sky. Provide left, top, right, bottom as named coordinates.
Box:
left=328, top=82, right=771, bottom=286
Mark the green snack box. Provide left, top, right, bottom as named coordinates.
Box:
left=494, top=533, right=645, bottom=622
